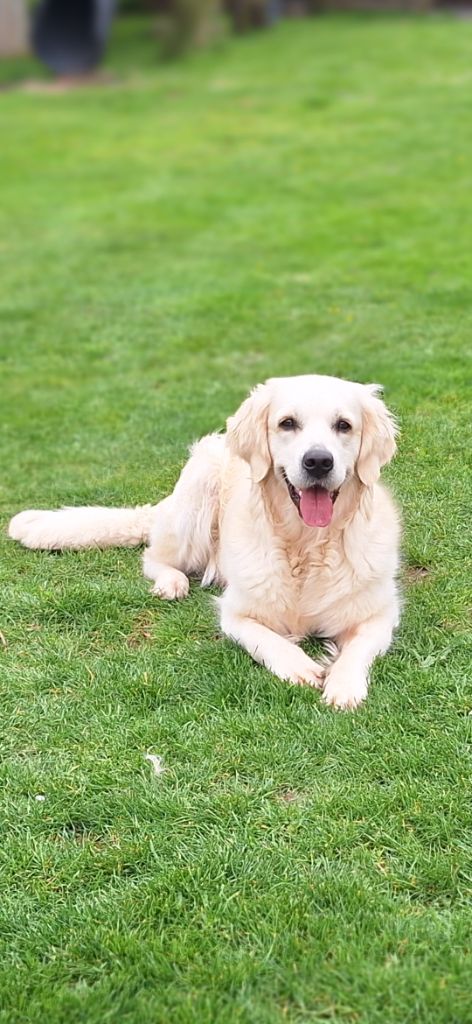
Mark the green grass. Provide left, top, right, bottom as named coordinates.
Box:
left=1, top=13, right=472, bottom=1023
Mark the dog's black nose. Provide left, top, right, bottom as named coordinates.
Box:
left=302, top=448, right=334, bottom=479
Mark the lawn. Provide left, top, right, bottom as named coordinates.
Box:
left=1, top=13, right=472, bottom=1023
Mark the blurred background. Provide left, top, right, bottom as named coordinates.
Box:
left=0, top=0, right=466, bottom=81
left=1, top=0, right=470, bottom=514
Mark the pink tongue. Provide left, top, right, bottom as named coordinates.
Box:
left=299, top=486, right=333, bottom=527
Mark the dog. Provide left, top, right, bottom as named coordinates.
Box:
left=9, top=374, right=401, bottom=709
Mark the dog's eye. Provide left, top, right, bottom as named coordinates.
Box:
left=279, top=417, right=298, bottom=431
left=335, top=418, right=352, bottom=433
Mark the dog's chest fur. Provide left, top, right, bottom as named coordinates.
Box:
left=259, top=533, right=361, bottom=637
left=218, top=463, right=398, bottom=641
left=220, top=504, right=369, bottom=639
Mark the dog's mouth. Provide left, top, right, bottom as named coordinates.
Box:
left=283, top=472, right=339, bottom=528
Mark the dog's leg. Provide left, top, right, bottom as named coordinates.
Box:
left=323, top=607, right=398, bottom=710
left=219, top=606, right=325, bottom=688
left=143, top=497, right=190, bottom=600
left=143, top=435, right=223, bottom=601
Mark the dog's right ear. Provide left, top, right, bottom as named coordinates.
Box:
left=226, top=384, right=271, bottom=483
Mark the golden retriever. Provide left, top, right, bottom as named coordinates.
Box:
left=9, top=374, right=401, bottom=708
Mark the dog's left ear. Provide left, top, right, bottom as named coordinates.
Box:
left=357, top=384, right=398, bottom=486
left=226, top=383, right=271, bottom=483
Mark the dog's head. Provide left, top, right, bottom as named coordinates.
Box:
left=227, top=374, right=397, bottom=527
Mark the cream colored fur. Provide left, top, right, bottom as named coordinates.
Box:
left=9, top=374, right=401, bottom=709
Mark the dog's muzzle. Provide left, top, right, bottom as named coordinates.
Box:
left=283, top=472, right=339, bottom=528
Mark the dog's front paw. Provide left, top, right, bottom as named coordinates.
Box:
left=151, top=568, right=189, bottom=601
left=277, top=648, right=325, bottom=689
left=322, top=666, right=368, bottom=710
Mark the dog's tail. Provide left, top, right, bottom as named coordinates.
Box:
left=8, top=504, right=155, bottom=550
